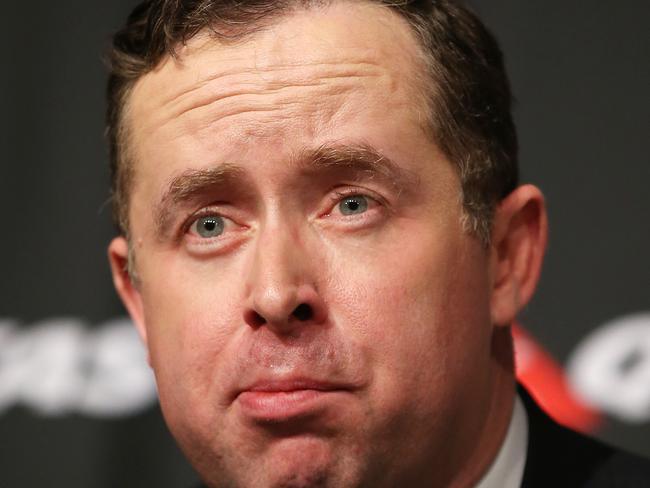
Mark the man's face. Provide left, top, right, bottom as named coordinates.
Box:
left=119, top=3, right=499, bottom=487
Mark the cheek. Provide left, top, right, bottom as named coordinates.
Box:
left=327, top=227, right=493, bottom=414
left=139, top=272, right=246, bottom=461
left=138, top=254, right=244, bottom=409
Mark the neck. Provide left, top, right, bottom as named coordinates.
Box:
left=449, top=326, right=517, bottom=488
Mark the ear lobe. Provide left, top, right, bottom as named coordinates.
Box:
left=490, top=184, right=548, bottom=326
left=108, top=237, right=149, bottom=354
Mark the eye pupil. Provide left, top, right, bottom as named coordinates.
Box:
left=340, top=196, right=369, bottom=215
left=196, top=216, right=224, bottom=238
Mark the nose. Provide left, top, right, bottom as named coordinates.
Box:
left=243, top=224, right=327, bottom=335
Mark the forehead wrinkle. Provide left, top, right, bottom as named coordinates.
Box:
left=163, top=59, right=384, bottom=110
left=154, top=164, right=245, bottom=238
left=167, top=61, right=387, bottom=122
left=134, top=59, right=392, bottom=146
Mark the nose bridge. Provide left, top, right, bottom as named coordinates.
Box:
left=254, top=218, right=300, bottom=303
left=244, top=214, right=320, bottom=330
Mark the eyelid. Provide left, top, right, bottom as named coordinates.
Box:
left=318, top=185, right=392, bottom=224
left=187, top=214, right=225, bottom=237
left=325, top=187, right=386, bottom=216
left=183, top=210, right=217, bottom=236
left=180, top=205, right=238, bottom=240
left=180, top=206, right=253, bottom=256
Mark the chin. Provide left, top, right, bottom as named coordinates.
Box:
left=197, top=435, right=359, bottom=488
left=261, top=436, right=341, bottom=487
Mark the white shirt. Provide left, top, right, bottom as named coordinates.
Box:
left=474, top=395, right=528, bottom=488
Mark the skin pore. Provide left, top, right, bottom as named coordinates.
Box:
left=109, top=2, right=547, bottom=487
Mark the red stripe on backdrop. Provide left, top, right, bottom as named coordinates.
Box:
left=513, top=323, right=602, bottom=434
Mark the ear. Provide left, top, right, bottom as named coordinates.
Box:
left=108, top=237, right=150, bottom=358
left=489, top=184, right=548, bottom=327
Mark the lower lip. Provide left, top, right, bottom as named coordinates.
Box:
left=237, top=389, right=343, bottom=422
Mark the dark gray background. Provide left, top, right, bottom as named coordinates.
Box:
left=1, top=1, right=648, bottom=487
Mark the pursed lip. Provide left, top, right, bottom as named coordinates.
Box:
left=243, top=378, right=350, bottom=394
left=234, top=377, right=356, bottom=422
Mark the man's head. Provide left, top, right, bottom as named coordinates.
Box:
left=107, top=1, right=547, bottom=487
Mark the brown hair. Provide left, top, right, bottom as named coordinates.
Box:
left=106, top=0, right=518, bottom=244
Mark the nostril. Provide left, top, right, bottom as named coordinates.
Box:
left=292, top=303, right=313, bottom=321
left=244, top=310, right=266, bottom=327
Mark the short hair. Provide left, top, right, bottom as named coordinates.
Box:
left=106, top=0, right=518, bottom=244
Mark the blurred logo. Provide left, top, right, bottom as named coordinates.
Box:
left=567, top=312, right=650, bottom=424
left=0, top=317, right=156, bottom=418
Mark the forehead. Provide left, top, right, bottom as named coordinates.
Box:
left=128, top=2, right=428, bottom=134
left=126, top=1, right=435, bottom=215
left=131, top=2, right=425, bottom=96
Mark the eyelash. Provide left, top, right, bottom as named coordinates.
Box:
left=326, top=188, right=384, bottom=216
left=180, top=187, right=385, bottom=240
left=181, top=207, right=229, bottom=237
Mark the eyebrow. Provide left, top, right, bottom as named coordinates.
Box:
left=153, top=142, right=419, bottom=238
left=296, top=142, right=419, bottom=192
left=154, top=163, right=244, bottom=238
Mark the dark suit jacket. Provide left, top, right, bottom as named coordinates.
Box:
left=194, top=388, right=650, bottom=487
left=519, top=385, right=650, bottom=487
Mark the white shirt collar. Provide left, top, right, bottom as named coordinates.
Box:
left=474, top=394, right=528, bottom=488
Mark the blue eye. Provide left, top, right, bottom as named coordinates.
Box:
left=193, top=216, right=225, bottom=238
left=339, top=195, right=369, bottom=215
